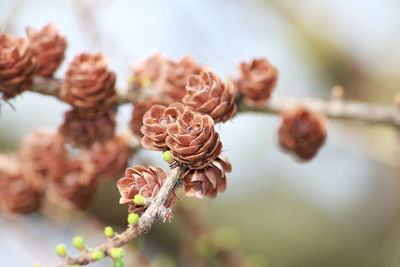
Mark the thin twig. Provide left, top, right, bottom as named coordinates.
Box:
left=57, top=166, right=183, bottom=266
left=30, top=76, right=400, bottom=128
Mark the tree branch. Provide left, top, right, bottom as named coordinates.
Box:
left=30, top=76, right=400, bottom=128
left=57, top=166, right=183, bottom=266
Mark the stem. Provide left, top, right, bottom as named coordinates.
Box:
left=57, top=166, right=183, bottom=266
left=31, top=76, right=400, bottom=128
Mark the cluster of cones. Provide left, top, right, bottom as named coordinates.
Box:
left=0, top=130, right=129, bottom=214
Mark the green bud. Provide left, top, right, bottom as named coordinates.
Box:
left=104, top=226, right=114, bottom=237
left=72, top=236, right=85, bottom=250
left=162, top=150, right=173, bottom=163
left=113, top=259, right=125, bottom=267
left=140, top=77, right=151, bottom=87
left=55, top=244, right=67, bottom=257
left=133, top=194, right=145, bottom=206
left=91, top=250, right=105, bottom=261
left=127, top=213, right=139, bottom=225
left=110, top=248, right=125, bottom=260
left=33, top=264, right=42, bottom=267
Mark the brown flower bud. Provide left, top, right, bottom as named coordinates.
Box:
left=50, top=159, right=97, bottom=209
left=278, top=107, right=327, bottom=160
left=79, top=135, right=129, bottom=182
left=141, top=102, right=185, bottom=151
left=236, top=58, right=278, bottom=106
left=60, top=53, right=117, bottom=109
left=0, top=34, right=36, bottom=99
left=130, top=99, right=165, bottom=136
left=166, top=110, right=222, bottom=169
left=117, top=166, right=176, bottom=213
left=183, top=155, right=231, bottom=199
left=0, top=155, right=42, bottom=214
left=60, top=108, right=116, bottom=148
left=26, top=24, right=67, bottom=76
left=19, top=129, right=68, bottom=190
left=183, top=71, right=236, bottom=123
left=158, top=56, right=204, bottom=103
left=131, top=53, right=166, bottom=87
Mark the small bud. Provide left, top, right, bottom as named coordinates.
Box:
left=72, top=236, right=85, bottom=250
left=128, top=213, right=139, bottom=225
left=113, top=259, right=125, bottom=267
left=110, top=248, right=125, bottom=259
left=33, top=264, right=42, bottom=267
left=162, top=150, right=173, bottom=163
left=226, top=75, right=233, bottom=82
left=91, top=250, right=105, bottom=261
left=128, top=76, right=136, bottom=84
left=133, top=194, right=146, bottom=206
left=140, top=77, right=151, bottom=87
left=104, top=226, right=114, bottom=237
left=55, top=244, right=67, bottom=257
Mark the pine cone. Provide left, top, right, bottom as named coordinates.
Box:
left=79, top=135, right=129, bottom=182
left=166, top=110, right=222, bottom=169
left=131, top=53, right=166, bottom=87
left=50, top=159, right=97, bottom=209
left=130, top=99, right=165, bottom=136
left=141, top=102, right=185, bottom=151
left=183, top=71, right=236, bottom=123
left=117, top=166, right=176, bottom=213
left=0, top=34, right=36, bottom=99
left=60, top=53, right=117, bottom=109
left=183, top=155, right=231, bottom=199
left=158, top=56, right=204, bottom=103
left=19, top=129, right=68, bottom=190
left=0, top=155, right=42, bottom=214
left=26, top=24, right=67, bottom=76
left=236, top=58, right=278, bottom=106
left=278, top=107, right=327, bottom=160
left=60, top=108, right=116, bottom=147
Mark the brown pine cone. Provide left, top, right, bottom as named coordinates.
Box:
left=50, top=159, right=97, bottom=209
left=141, top=102, right=185, bottom=151
left=183, top=71, right=236, bottom=123
left=79, top=135, right=129, bottom=182
left=278, top=107, right=327, bottom=160
left=0, top=155, right=42, bottom=214
left=26, top=24, right=67, bottom=76
left=0, top=34, right=36, bottom=99
left=19, top=129, right=68, bottom=190
left=117, top=166, right=176, bottom=213
left=236, top=58, right=278, bottom=106
left=158, top=56, right=204, bottom=103
left=166, top=110, right=222, bottom=169
left=183, top=155, right=231, bottom=199
left=131, top=53, right=166, bottom=87
left=130, top=99, right=165, bottom=136
left=60, top=108, right=116, bottom=148
left=60, top=53, right=117, bottom=109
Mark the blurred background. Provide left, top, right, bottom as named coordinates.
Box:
left=1, top=0, right=400, bottom=266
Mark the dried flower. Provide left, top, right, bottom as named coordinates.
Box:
left=183, top=71, right=236, bottom=123
left=158, top=56, right=204, bottom=103
left=60, top=108, right=116, bottom=147
left=50, top=159, right=97, bottom=209
left=117, top=166, right=175, bottom=213
left=19, top=129, right=68, bottom=190
left=0, top=155, right=42, bottom=214
left=166, top=110, right=222, bottom=169
left=60, top=53, right=117, bottom=109
left=141, top=102, right=185, bottom=151
left=26, top=24, right=67, bottom=76
left=278, top=107, right=327, bottom=160
left=0, top=34, right=36, bottom=99
left=236, top=58, right=278, bottom=106
left=183, top=155, right=231, bottom=199
left=79, top=135, right=129, bottom=181
left=130, top=99, right=164, bottom=136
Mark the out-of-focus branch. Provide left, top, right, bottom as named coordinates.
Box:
left=31, top=76, right=400, bottom=128
left=57, top=166, right=184, bottom=266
